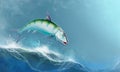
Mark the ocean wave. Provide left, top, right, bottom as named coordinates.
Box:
left=0, top=40, right=88, bottom=72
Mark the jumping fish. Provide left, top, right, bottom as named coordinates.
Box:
left=18, top=16, right=68, bottom=45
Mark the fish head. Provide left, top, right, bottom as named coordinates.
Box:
left=55, top=28, right=68, bottom=45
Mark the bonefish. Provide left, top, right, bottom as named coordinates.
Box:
left=18, top=16, right=68, bottom=45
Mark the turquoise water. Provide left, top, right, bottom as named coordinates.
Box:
left=0, top=0, right=120, bottom=72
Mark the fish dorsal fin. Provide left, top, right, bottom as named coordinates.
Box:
left=46, top=15, right=51, bottom=21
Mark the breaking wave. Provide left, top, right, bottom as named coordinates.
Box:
left=0, top=39, right=88, bottom=72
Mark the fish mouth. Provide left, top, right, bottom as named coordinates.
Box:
left=63, top=42, right=67, bottom=45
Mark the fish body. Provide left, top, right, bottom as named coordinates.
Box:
left=19, top=17, right=68, bottom=45
left=19, top=19, right=58, bottom=35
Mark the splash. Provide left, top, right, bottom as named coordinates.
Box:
left=0, top=39, right=85, bottom=72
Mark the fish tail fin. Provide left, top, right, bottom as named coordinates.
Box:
left=10, top=29, right=23, bottom=43
left=15, top=34, right=23, bottom=43
left=10, top=28, right=22, bottom=34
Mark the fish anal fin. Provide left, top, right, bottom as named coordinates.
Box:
left=32, top=30, right=37, bottom=33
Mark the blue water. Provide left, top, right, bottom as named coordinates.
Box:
left=0, top=0, right=120, bottom=72
left=0, top=44, right=89, bottom=72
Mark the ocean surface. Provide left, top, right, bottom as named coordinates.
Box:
left=0, top=41, right=88, bottom=72
left=0, top=0, right=120, bottom=72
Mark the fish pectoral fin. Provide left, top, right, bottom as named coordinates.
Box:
left=47, top=35, right=54, bottom=39
left=50, top=35, right=54, bottom=37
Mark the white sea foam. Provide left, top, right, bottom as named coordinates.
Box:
left=0, top=39, right=80, bottom=72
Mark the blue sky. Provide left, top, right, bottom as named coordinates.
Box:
left=0, top=0, right=120, bottom=70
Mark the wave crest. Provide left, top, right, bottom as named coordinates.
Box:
left=0, top=39, right=87, bottom=72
